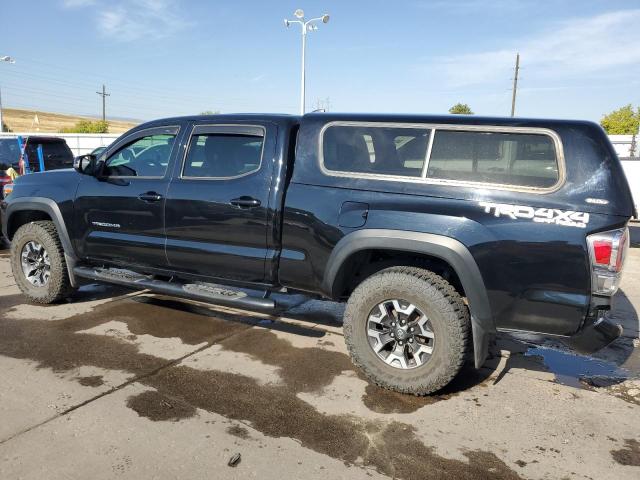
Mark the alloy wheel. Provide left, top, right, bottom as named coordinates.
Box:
left=367, top=299, right=435, bottom=369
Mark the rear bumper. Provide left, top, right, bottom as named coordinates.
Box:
left=566, top=315, right=623, bottom=354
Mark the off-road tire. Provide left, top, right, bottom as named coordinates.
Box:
left=10, top=221, right=74, bottom=304
left=343, top=266, right=470, bottom=395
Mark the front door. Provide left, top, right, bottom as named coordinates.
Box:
left=73, top=125, right=181, bottom=269
left=164, top=123, right=274, bottom=283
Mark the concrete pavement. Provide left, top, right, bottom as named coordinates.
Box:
left=0, top=244, right=639, bottom=479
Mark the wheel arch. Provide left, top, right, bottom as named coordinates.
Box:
left=322, top=229, right=495, bottom=368
left=4, top=197, right=78, bottom=286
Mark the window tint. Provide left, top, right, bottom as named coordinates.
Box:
left=183, top=134, right=263, bottom=178
left=26, top=139, right=74, bottom=170
left=104, top=134, right=175, bottom=177
left=428, top=130, right=559, bottom=188
left=323, top=125, right=431, bottom=177
left=0, top=139, right=20, bottom=169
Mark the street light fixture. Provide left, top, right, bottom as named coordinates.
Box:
left=0, top=55, right=16, bottom=133
left=284, top=10, right=330, bottom=115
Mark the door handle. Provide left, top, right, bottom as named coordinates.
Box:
left=230, top=196, right=261, bottom=208
left=138, top=192, right=163, bottom=203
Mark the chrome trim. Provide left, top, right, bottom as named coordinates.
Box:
left=420, top=129, right=435, bottom=178
left=318, top=120, right=566, bottom=194
left=178, top=124, right=266, bottom=181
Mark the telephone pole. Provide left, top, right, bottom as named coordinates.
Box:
left=96, top=84, right=110, bottom=122
left=510, top=53, right=520, bottom=117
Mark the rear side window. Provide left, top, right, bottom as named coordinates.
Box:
left=26, top=139, right=74, bottom=170
left=183, top=134, right=263, bottom=179
left=321, top=123, right=561, bottom=190
left=428, top=131, right=559, bottom=188
left=323, top=126, right=431, bottom=177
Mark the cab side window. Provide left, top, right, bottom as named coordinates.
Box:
left=182, top=133, right=263, bottom=179
left=104, top=134, right=176, bottom=177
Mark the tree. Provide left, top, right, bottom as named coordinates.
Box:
left=1, top=121, right=11, bottom=132
left=600, top=105, right=640, bottom=135
left=61, top=120, right=109, bottom=134
left=449, top=103, right=474, bottom=115
left=200, top=110, right=220, bottom=115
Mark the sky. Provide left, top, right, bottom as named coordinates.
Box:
left=0, top=0, right=639, bottom=122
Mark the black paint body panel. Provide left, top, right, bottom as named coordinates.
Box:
left=2, top=113, right=634, bottom=339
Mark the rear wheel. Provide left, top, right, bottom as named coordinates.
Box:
left=10, top=221, right=74, bottom=304
left=343, top=266, right=470, bottom=395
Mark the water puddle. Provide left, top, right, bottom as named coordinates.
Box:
left=524, top=346, right=632, bottom=388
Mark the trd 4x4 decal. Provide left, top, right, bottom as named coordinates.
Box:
left=479, top=202, right=590, bottom=228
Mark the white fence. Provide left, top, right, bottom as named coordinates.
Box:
left=0, top=132, right=120, bottom=156
left=610, top=134, right=638, bottom=158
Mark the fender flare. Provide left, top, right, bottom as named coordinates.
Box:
left=4, top=196, right=78, bottom=286
left=322, top=229, right=495, bottom=368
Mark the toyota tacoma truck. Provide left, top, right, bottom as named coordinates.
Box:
left=1, top=113, right=634, bottom=395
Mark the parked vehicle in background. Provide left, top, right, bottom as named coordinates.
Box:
left=1, top=113, right=634, bottom=395
left=90, top=146, right=107, bottom=157
left=1, top=136, right=74, bottom=199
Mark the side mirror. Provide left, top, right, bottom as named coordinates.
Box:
left=73, top=154, right=97, bottom=175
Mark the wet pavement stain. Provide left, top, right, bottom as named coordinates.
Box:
left=226, top=424, right=251, bottom=440
left=363, top=365, right=493, bottom=414
left=81, top=295, right=258, bottom=345
left=77, top=375, right=105, bottom=387
left=610, top=439, right=640, bottom=466
left=0, top=294, right=36, bottom=311
left=144, top=366, right=524, bottom=480
left=219, top=327, right=354, bottom=393
left=524, top=346, right=632, bottom=389
left=126, top=390, right=197, bottom=422
left=362, top=384, right=443, bottom=413
left=0, top=294, right=525, bottom=480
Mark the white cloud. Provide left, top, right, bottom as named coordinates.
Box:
left=427, top=9, right=640, bottom=87
left=63, top=0, right=190, bottom=41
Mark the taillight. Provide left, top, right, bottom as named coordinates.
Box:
left=0, top=173, right=11, bottom=186
left=587, top=227, right=629, bottom=295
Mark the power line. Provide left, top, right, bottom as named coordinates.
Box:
left=96, top=84, right=110, bottom=121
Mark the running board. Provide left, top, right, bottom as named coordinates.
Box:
left=73, top=266, right=276, bottom=311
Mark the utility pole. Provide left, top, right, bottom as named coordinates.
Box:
left=510, top=53, right=520, bottom=117
left=96, top=84, right=110, bottom=122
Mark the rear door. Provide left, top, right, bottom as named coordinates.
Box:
left=164, top=122, right=275, bottom=283
left=73, top=125, right=180, bottom=268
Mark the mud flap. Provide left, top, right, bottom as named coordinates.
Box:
left=471, top=314, right=491, bottom=368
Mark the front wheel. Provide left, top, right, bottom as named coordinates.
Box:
left=10, top=221, right=74, bottom=304
left=343, top=266, right=470, bottom=395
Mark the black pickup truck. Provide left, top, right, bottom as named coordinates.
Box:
left=1, top=113, right=634, bottom=395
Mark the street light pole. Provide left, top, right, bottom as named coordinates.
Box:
left=0, top=55, right=16, bottom=133
left=284, top=10, right=330, bottom=115
left=300, top=23, right=306, bottom=116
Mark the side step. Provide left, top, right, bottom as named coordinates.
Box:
left=73, top=266, right=276, bottom=311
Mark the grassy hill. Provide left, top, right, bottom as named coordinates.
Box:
left=1, top=108, right=139, bottom=134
